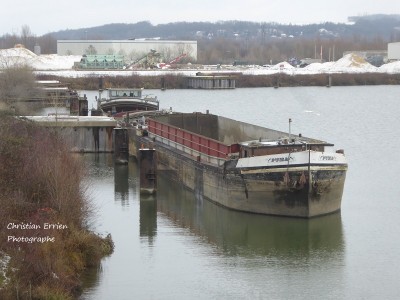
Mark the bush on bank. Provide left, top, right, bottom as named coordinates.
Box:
left=0, top=114, right=113, bottom=299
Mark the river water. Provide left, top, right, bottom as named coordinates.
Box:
left=79, top=86, right=400, bottom=300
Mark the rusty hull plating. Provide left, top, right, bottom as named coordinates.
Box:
left=132, top=112, right=347, bottom=218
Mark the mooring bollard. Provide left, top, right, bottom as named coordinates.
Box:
left=79, top=96, right=88, bottom=116
left=139, top=146, right=157, bottom=194
left=113, top=128, right=129, bottom=164
left=327, top=75, right=332, bottom=87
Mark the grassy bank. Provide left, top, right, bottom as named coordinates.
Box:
left=0, top=113, right=113, bottom=299
left=36, top=73, right=400, bottom=90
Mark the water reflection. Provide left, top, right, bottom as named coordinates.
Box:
left=156, top=170, right=344, bottom=260
left=139, top=194, right=157, bottom=244
left=113, top=158, right=157, bottom=242
left=113, top=158, right=140, bottom=206
left=80, top=153, right=346, bottom=299
left=83, top=153, right=114, bottom=178
left=114, top=164, right=129, bottom=204
left=79, top=264, right=103, bottom=297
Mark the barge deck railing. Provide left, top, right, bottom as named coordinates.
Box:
left=147, top=118, right=240, bottom=165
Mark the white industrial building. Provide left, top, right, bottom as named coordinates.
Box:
left=57, top=40, right=198, bottom=62
left=388, top=42, right=400, bottom=61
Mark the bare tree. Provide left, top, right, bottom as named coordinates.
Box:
left=106, top=47, right=115, bottom=55
left=20, top=25, right=32, bottom=47
left=85, top=45, right=97, bottom=55
left=0, top=63, right=37, bottom=114
left=36, top=34, right=57, bottom=54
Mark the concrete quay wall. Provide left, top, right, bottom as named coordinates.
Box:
left=25, top=116, right=117, bottom=152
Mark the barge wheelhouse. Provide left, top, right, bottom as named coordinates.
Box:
left=97, top=88, right=159, bottom=115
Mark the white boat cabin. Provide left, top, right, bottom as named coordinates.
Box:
left=107, top=88, right=143, bottom=99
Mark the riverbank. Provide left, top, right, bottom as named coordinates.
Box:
left=0, top=113, right=114, bottom=299
left=36, top=73, right=400, bottom=90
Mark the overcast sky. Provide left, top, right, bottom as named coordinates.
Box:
left=1, top=0, right=400, bottom=36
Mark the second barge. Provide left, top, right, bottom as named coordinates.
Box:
left=131, top=111, right=347, bottom=218
left=96, top=88, right=159, bottom=116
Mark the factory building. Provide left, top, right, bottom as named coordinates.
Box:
left=388, top=42, right=400, bottom=61
left=57, top=40, right=197, bottom=62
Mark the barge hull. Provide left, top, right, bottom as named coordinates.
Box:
left=129, top=112, right=348, bottom=218
left=154, top=141, right=346, bottom=218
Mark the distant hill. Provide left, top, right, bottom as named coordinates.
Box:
left=48, top=15, right=400, bottom=41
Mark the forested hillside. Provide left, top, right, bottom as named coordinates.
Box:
left=1, top=15, right=399, bottom=65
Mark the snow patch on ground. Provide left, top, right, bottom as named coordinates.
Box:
left=1, top=47, right=400, bottom=76
left=0, top=47, right=80, bottom=70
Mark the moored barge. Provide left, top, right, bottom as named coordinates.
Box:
left=96, top=88, right=159, bottom=116
left=132, top=111, right=347, bottom=218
